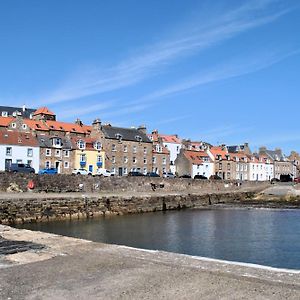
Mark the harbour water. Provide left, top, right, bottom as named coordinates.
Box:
left=17, top=208, right=300, bottom=270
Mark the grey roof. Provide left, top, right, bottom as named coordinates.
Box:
left=36, top=135, right=73, bottom=149
left=0, top=106, right=36, bottom=119
left=101, top=125, right=152, bottom=143
left=262, top=149, right=286, bottom=162
left=227, top=146, right=239, bottom=153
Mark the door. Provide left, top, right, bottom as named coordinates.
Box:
left=89, top=165, right=93, bottom=173
left=5, top=159, right=12, bottom=171
left=118, top=167, right=123, bottom=176
left=55, top=161, right=61, bottom=173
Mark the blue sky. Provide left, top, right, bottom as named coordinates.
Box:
left=0, top=0, right=299, bottom=154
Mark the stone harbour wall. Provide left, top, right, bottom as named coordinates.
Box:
left=0, top=192, right=256, bottom=225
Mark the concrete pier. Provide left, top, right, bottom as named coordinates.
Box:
left=0, top=225, right=299, bottom=299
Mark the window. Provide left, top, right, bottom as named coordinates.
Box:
left=123, top=167, right=128, bottom=175
left=143, top=168, right=147, bottom=174
left=80, top=154, right=86, bottom=162
left=152, top=156, right=156, bottom=164
left=16, top=159, right=22, bottom=164
left=162, top=167, right=166, bottom=173
left=63, top=150, right=70, bottom=157
left=162, top=157, right=166, bottom=165
left=55, top=149, right=61, bottom=157
left=45, top=161, right=51, bottom=168
left=46, top=149, right=51, bottom=156
left=124, top=156, right=128, bottom=163
left=219, top=163, right=222, bottom=170
left=27, top=160, right=32, bottom=166
left=133, top=157, right=137, bottom=164
left=227, top=163, right=230, bottom=170
left=78, top=140, right=85, bottom=149
left=1, top=111, right=8, bottom=117
left=53, top=138, right=61, bottom=147
left=133, top=146, right=137, bottom=153
left=27, top=148, right=33, bottom=157
left=124, top=145, right=128, bottom=152
left=112, top=144, right=116, bottom=151
left=94, top=142, right=102, bottom=150
left=22, top=124, right=27, bottom=130
left=64, top=161, right=69, bottom=169
left=143, top=147, right=147, bottom=154
left=112, top=156, right=115, bottom=163
left=143, top=157, right=147, bottom=164
left=97, top=155, right=102, bottom=163
left=111, top=167, right=116, bottom=174
left=176, top=146, right=180, bottom=152
left=11, top=123, right=16, bottom=128
left=6, top=147, right=12, bottom=156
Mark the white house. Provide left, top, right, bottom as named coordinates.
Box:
left=0, top=130, right=40, bottom=172
left=248, top=155, right=266, bottom=181
left=160, top=134, right=182, bottom=173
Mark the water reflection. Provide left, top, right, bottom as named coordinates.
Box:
left=16, top=208, right=300, bottom=269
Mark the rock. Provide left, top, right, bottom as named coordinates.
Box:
left=6, top=183, right=23, bottom=193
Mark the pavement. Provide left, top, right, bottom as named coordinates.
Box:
left=0, top=225, right=300, bottom=299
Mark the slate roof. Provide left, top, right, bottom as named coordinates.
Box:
left=0, top=106, right=36, bottom=119
left=263, top=149, right=286, bottom=162
left=36, top=135, right=73, bottom=149
left=101, top=125, right=152, bottom=143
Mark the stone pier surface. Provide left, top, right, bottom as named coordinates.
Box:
left=0, top=225, right=299, bottom=299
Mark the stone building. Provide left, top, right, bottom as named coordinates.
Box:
left=288, top=151, right=300, bottom=178
left=91, top=120, right=153, bottom=176
left=37, top=135, right=74, bottom=174
left=148, top=130, right=170, bottom=175
left=207, top=146, right=236, bottom=180
left=175, top=149, right=214, bottom=178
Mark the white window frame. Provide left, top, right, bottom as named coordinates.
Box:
left=11, top=123, right=16, bottom=128
left=63, top=150, right=70, bottom=157
left=6, top=147, right=12, bottom=156
left=64, top=161, right=69, bottom=169
left=77, top=140, right=85, bottom=149
left=46, top=149, right=51, bottom=156
left=55, top=149, right=61, bottom=157
left=1, top=111, right=8, bottom=117
left=27, top=148, right=33, bottom=157
left=45, top=161, right=51, bottom=168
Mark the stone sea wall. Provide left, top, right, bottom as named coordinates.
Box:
left=0, top=191, right=256, bottom=225
left=0, top=172, right=269, bottom=193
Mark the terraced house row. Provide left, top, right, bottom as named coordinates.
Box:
left=0, top=106, right=170, bottom=175
left=0, top=105, right=299, bottom=180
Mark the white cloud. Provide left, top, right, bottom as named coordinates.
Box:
left=36, top=0, right=293, bottom=105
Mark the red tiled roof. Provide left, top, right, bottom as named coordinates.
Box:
left=0, top=130, right=38, bottom=146
left=183, top=150, right=205, bottom=164
left=210, top=146, right=228, bottom=160
left=24, top=119, right=49, bottom=131
left=33, top=107, right=55, bottom=116
left=0, top=116, right=14, bottom=127
left=160, top=134, right=181, bottom=144
left=45, top=120, right=90, bottom=134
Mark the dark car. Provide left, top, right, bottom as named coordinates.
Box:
left=146, top=172, right=160, bottom=177
left=128, top=171, right=144, bottom=176
left=38, top=168, right=58, bottom=175
left=194, top=175, right=208, bottom=180
left=179, top=174, right=192, bottom=178
left=209, top=175, right=222, bottom=180
left=271, top=178, right=280, bottom=184
left=280, top=174, right=292, bottom=182
left=7, top=163, right=35, bottom=174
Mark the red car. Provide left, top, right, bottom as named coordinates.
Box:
left=294, top=177, right=300, bottom=183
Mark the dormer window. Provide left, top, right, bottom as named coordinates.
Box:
left=94, top=142, right=102, bottom=150
left=29, top=113, right=33, bottom=119
left=11, top=123, right=16, bottom=128
left=78, top=140, right=85, bottom=149
left=22, top=124, right=27, bottom=130
left=1, top=111, right=8, bottom=117
left=12, top=111, right=17, bottom=117
left=155, top=144, right=162, bottom=153
left=53, top=138, right=62, bottom=147
left=135, top=135, right=142, bottom=143
left=115, top=133, right=123, bottom=142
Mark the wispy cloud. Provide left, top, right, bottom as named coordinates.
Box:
left=36, top=0, right=293, bottom=105
left=131, top=48, right=300, bottom=106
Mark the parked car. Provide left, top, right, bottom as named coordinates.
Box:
left=194, top=175, right=208, bottom=180
left=294, top=177, right=300, bottom=183
left=95, top=168, right=113, bottom=177
left=280, top=174, right=293, bottom=182
left=163, top=172, right=175, bottom=178
left=72, top=168, right=92, bottom=175
left=179, top=174, right=191, bottom=178
left=38, top=168, right=58, bottom=175
left=146, top=172, right=160, bottom=177
left=209, top=175, right=222, bottom=180
left=271, top=178, right=280, bottom=184
left=128, top=171, right=144, bottom=176
left=7, top=163, right=35, bottom=174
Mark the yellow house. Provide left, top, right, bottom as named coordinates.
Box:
left=73, top=137, right=105, bottom=174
